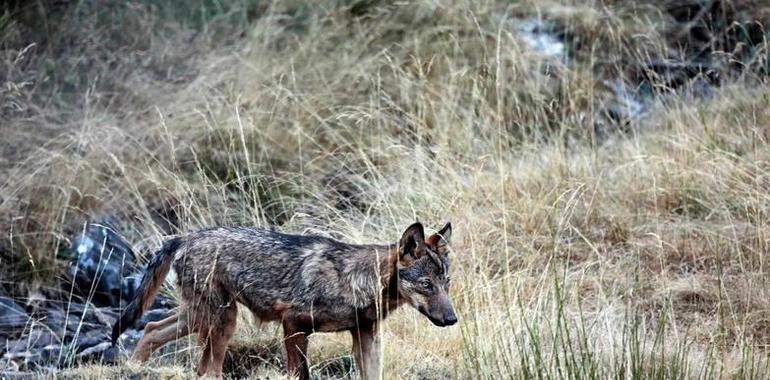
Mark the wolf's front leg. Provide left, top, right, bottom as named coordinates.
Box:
left=282, top=321, right=310, bottom=380
left=351, top=323, right=379, bottom=380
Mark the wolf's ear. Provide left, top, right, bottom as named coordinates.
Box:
left=437, top=222, right=452, bottom=244
left=399, top=222, right=426, bottom=263
left=426, top=222, right=452, bottom=254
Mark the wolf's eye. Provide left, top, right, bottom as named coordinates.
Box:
left=420, top=280, right=432, bottom=289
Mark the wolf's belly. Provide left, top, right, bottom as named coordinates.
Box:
left=238, top=294, right=375, bottom=332
left=286, top=307, right=367, bottom=332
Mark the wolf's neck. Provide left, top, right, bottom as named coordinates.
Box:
left=367, top=243, right=398, bottom=287
left=356, top=243, right=399, bottom=284
left=341, top=243, right=400, bottom=312
left=376, top=244, right=403, bottom=312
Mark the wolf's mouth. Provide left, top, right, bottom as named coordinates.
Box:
left=417, top=306, right=449, bottom=327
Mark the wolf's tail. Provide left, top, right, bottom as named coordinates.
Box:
left=111, top=237, right=183, bottom=345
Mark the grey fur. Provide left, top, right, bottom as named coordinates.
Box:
left=113, top=222, right=457, bottom=379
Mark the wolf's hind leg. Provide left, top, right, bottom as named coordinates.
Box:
left=132, top=313, right=191, bottom=362
left=143, top=313, right=178, bottom=334
left=207, top=301, right=238, bottom=379
left=196, top=341, right=212, bottom=376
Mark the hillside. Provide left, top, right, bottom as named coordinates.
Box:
left=2, top=0, right=770, bottom=378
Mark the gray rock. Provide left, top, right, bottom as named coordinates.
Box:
left=75, top=342, right=115, bottom=364
left=518, top=19, right=565, bottom=60
left=38, top=345, right=61, bottom=367
left=72, top=328, right=108, bottom=353
left=4, top=327, right=59, bottom=355
left=0, top=295, right=28, bottom=341
left=2, top=350, right=40, bottom=371
left=0, top=370, right=39, bottom=379
left=115, top=328, right=143, bottom=352
left=42, top=307, right=76, bottom=339
left=2, top=343, right=61, bottom=371
left=1, top=220, right=182, bottom=371
left=67, top=220, right=137, bottom=308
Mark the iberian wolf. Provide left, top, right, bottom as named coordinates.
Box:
left=111, top=222, right=456, bottom=379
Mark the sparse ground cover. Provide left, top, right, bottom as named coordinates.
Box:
left=3, top=0, right=770, bottom=378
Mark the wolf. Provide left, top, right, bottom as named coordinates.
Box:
left=111, top=222, right=456, bottom=379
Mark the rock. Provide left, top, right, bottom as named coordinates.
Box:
left=75, top=342, right=116, bottom=365
left=0, top=294, right=28, bottom=341
left=0, top=370, right=39, bottom=379
left=518, top=19, right=565, bottom=60
left=151, top=294, right=176, bottom=310
left=2, top=342, right=62, bottom=371
left=1, top=220, right=182, bottom=372
left=38, top=345, right=61, bottom=367
left=72, top=328, right=108, bottom=354
left=42, top=307, right=77, bottom=339
left=66, top=220, right=137, bottom=308
left=114, top=328, right=143, bottom=352
left=2, top=351, right=40, bottom=371
left=64, top=302, right=117, bottom=329
left=29, top=302, right=115, bottom=367
left=4, top=327, right=58, bottom=355
left=92, top=306, right=118, bottom=327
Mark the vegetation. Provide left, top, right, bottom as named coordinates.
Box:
left=3, top=0, right=770, bottom=378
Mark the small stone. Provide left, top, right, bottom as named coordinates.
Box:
left=38, top=345, right=61, bottom=367
left=75, top=342, right=114, bottom=364
left=115, top=328, right=143, bottom=353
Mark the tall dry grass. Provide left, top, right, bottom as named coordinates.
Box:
left=3, top=0, right=770, bottom=378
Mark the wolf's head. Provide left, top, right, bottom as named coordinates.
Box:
left=396, top=222, right=457, bottom=327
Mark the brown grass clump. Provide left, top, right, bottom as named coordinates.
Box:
left=4, top=0, right=770, bottom=378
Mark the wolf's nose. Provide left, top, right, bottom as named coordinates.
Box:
left=444, top=313, right=458, bottom=326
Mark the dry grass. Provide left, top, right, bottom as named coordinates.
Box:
left=3, top=0, right=770, bottom=378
